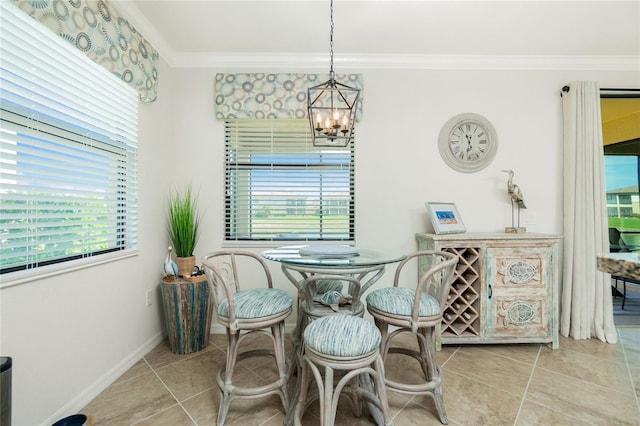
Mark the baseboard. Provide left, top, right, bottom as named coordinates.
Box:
left=41, top=330, right=166, bottom=426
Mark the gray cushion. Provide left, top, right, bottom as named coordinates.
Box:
left=218, top=288, right=293, bottom=319
left=314, top=279, right=344, bottom=294
left=366, top=287, right=440, bottom=317
left=303, top=314, right=380, bottom=357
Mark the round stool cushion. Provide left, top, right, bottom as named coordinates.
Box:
left=366, top=287, right=440, bottom=317
left=304, top=314, right=380, bottom=357
left=218, top=288, right=293, bottom=319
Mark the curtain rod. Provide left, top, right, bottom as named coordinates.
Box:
left=561, top=86, right=640, bottom=98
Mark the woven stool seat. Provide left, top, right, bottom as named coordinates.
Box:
left=304, top=314, right=381, bottom=357
left=366, top=287, right=440, bottom=317
left=217, top=288, right=292, bottom=319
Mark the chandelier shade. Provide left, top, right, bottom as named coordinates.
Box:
left=308, top=76, right=360, bottom=147
left=308, top=0, right=360, bottom=147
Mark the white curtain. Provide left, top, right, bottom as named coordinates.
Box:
left=560, top=81, right=617, bottom=343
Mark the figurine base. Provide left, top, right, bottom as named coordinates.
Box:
left=505, top=227, right=527, bottom=234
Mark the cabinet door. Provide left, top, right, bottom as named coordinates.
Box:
left=485, top=246, right=551, bottom=338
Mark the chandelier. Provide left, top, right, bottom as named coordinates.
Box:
left=308, top=0, right=360, bottom=147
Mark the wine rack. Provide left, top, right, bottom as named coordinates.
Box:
left=441, top=247, right=481, bottom=338
left=416, top=232, right=561, bottom=350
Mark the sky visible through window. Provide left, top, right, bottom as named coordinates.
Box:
left=604, top=156, right=638, bottom=191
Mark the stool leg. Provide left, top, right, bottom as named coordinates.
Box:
left=433, top=373, right=447, bottom=425
left=288, top=299, right=304, bottom=377
left=357, top=359, right=393, bottom=426
left=289, top=357, right=312, bottom=426
left=272, top=321, right=290, bottom=411
left=416, top=330, right=431, bottom=380
left=217, top=329, right=239, bottom=426
left=374, top=318, right=391, bottom=359
left=372, top=355, right=393, bottom=426
left=323, top=365, right=336, bottom=426
left=289, top=309, right=310, bottom=380
left=424, top=327, right=447, bottom=424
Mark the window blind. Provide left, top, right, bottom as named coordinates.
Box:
left=225, top=119, right=354, bottom=241
left=0, top=2, right=138, bottom=275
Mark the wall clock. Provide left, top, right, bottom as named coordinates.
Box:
left=438, top=113, right=498, bottom=173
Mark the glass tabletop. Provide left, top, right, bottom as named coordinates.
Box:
left=261, top=244, right=406, bottom=268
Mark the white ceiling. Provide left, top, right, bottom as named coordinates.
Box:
left=119, top=0, right=640, bottom=69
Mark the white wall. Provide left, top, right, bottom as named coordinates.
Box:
left=0, top=59, right=177, bottom=426
left=1, top=59, right=638, bottom=425
left=173, top=65, right=639, bottom=324
left=177, top=66, right=639, bottom=258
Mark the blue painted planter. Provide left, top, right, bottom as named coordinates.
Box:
left=160, top=278, right=213, bottom=354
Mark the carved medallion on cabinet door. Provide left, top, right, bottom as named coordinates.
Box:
left=490, top=295, right=548, bottom=337
left=491, top=248, right=549, bottom=292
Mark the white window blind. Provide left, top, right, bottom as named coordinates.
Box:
left=0, top=2, right=138, bottom=276
left=225, top=119, right=354, bottom=241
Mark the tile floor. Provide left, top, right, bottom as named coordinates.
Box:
left=81, top=325, right=640, bottom=426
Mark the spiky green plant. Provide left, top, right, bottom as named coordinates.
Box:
left=168, top=185, right=200, bottom=257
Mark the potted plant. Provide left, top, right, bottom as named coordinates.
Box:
left=167, top=184, right=201, bottom=278
left=162, top=184, right=211, bottom=354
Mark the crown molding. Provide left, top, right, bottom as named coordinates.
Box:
left=114, top=1, right=177, bottom=62
left=168, top=52, right=640, bottom=71
left=115, top=2, right=639, bottom=72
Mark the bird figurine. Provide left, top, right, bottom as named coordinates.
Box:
left=163, top=246, right=178, bottom=280
left=502, top=169, right=527, bottom=232
left=502, top=169, right=526, bottom=209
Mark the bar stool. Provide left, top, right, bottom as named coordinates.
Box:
left=366, top=251, right=457, bottom=424
left=202, top=250, right=293, bottom=426
left=288, top=314, right=392, bottom=426
left=288, top=275, right=366, bottom=373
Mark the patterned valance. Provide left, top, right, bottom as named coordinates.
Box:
left=214, top=73, right=363, bottom=121
left=11, top=0, right=159, bottom=102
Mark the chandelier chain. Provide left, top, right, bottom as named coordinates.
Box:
left=329, top=0, right=334, bottom=78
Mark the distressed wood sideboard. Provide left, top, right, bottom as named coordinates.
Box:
left=416, top=232, right=562, bottom=349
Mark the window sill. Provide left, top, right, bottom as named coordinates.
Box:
left=0, top=249, right=139, bottom=289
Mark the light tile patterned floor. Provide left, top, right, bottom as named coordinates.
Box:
left=81, top=326, right=640, bottom=426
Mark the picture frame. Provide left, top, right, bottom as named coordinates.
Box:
left=426, top=202, right=466, bottom=234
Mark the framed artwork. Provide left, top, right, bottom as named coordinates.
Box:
left=426, top=202, right=466, bottom=234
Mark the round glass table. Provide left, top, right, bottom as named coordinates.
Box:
left=262, top=244, right=405, bottom=268
left=262, top=244, right=406, bottom=305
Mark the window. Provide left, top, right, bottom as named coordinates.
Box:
left=0, top=4, right=138, bottom=277
left=225, top=119, right=354, bottom=241
left=602, top=94, right=640, bottom=251
left=604, top=155, right=639, bottom=214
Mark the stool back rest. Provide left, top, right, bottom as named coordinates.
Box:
left=393, top=250, right=458, bottom=318
left=202, top=250, right=274, bottom=320
left=301, top=274, right=363, bottom=314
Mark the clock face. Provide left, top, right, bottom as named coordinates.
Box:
left=438, top=113, right=498, bottom=173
